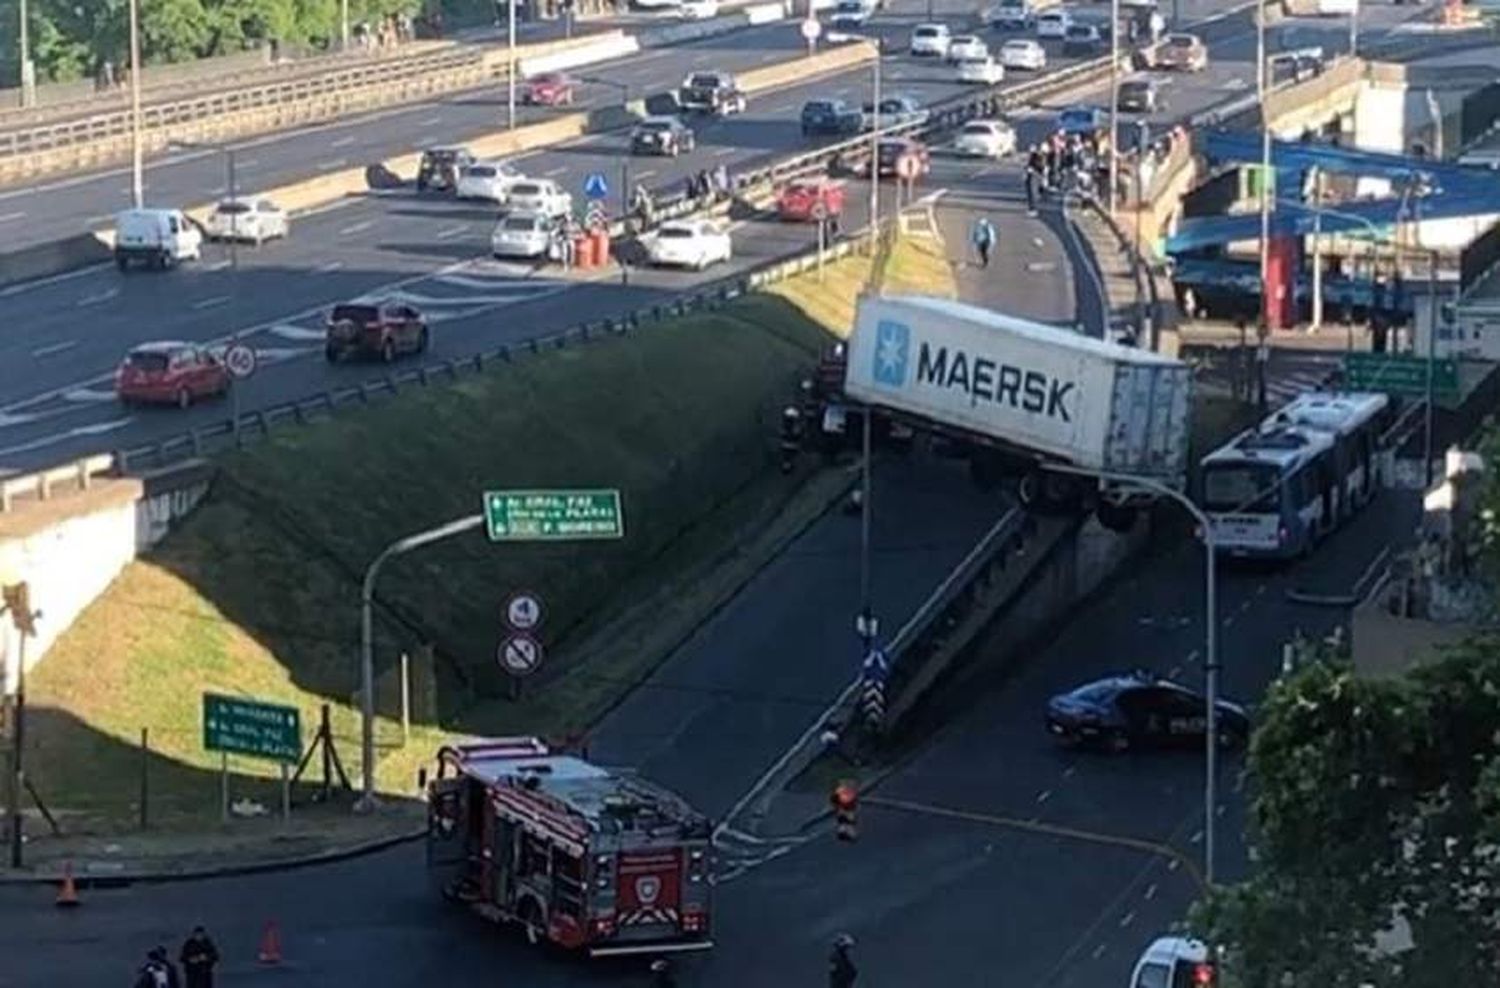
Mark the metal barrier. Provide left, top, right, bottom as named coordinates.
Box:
left=0, top=453, right=116, bottom=513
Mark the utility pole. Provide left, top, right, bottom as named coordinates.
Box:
left=17, top=0, right=34, bottom=108
left=2, top=582, right=38, bottom=869
left=342, top=0, right=351, bottom=50
left=868, top=39, right=881, bottom=251
left=1108, top=0, right=1120, bottom=215
left=128, top=0, right=144, bottom=209
left=1256, top=0, right=1271, bottom=328
left=1310, top=167, right=1324, bottom=331
left=507, top=0, right=518, bottom=129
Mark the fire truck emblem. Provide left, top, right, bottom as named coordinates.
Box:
left=635, top=875, right=661, bottom=906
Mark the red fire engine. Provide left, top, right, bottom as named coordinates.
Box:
left=425, top=737, right=715, bottom=957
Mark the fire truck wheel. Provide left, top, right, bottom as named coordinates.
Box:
left=519, top=897, right=545, bottom=945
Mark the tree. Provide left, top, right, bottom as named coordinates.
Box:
left=1190, top=644, right=1500, bottom=988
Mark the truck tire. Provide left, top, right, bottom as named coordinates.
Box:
left=1096, top=501, right=1137, bottom=533
left=116, top=254, right=128, bottom=271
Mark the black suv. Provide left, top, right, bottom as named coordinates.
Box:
left=801, top=99, right=863, bottom=137
left=630, top=116, right=697, bottom=157
left=678, top=72, right=747, bottom=116
left=416, top=146, right=475, bottom=193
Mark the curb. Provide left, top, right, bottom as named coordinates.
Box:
left=0, top=826, right=424, bottom=887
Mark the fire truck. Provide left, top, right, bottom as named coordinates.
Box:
left=425, top=737, right=715, bottom=957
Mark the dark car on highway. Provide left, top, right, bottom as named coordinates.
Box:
left=325, top=300, right=430, bottom=363
left=801, top=98, right=863, bottom=137
left=678, top=71, right=747, bottom=116
left=1117, top=78, right=1163, bottom=113
left=416, top=146, right=475, bottom=193
left=872, top=136, right=931, bottom=179
left=1045, top=671, right=1250, bottom=752
left=1062, top=23, right=1105, bottom=56
left=630, top=116, right=697, bottom=156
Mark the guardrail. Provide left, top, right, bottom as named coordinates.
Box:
left=0, top=454, right=116, bottom=513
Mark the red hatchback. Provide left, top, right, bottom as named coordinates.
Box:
left=777, top=179, right=846, bottom=222
left=116, top=341, right=231, bottom=408
left=523, top=72, right=576, bottom=106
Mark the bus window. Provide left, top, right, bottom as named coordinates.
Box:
left=1201, top=463, right=1279, bottom=512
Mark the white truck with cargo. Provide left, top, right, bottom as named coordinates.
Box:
left=841, top=296, right=1192, bottom=527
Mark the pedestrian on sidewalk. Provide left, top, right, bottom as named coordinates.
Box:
left=971, top=216, right=997, bottom=269
left=829, top=934, right=858, bottom=988
left=180, top=927, right=219, bottom=988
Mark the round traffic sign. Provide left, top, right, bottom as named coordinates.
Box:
left=895, top=153, right=922, bottom=181
left=498, top=632, right=544, bottom=677
left=224, top=343, right=258, bottom=379
left=800, top=17, right=821, bottom=41
left=504, top=591, right=545, bottom=632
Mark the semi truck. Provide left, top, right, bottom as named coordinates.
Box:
left=840, top=295, right=1192, bottom=526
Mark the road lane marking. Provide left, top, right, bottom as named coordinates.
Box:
left=1256, top=584, right=1267, bottom=596
left=714, top=147, right=738, bottom=156
left=865, top=796, right=1208, bottom=891
left=316, top=260, right=345, bottom=273
left=1062, top=765, right=1075, bottom=778
left=1223, top=615, right=1235, bottom=628
left=31, top=341, right=79, bottom=358
left=1092, top=943, right=1108, bottom=959
left=1144, top=882, right=1157, bottom=900
left=544, top=165, right=568, bottom=176
left=436, top=225, right=469, bottom=241
left=634, top=169, right=657, bottom=180
left=1168, top=665, right=1181, bottom=678
left=330, top=136, right=357, bottom=148
left=238, top=157, right=259, bottom=169
left=318, top=158, right=349, bottom=170
left=420, top=115, right=443, bottom=126
left=1036, top=789, right=1052, bottom=803
left=203, top=259, right=231, bottom=272
left=339, top=220, right=375, bottom=236
left=193, top=295, right=232, bottom=310
left=1184, top=649, right=1200, bottom=665
left=0, top=211, right=24, bottom=223
left=268, top=324, right=326, bottom=341
left=0, top=416, right=135, bottom=458
left=1119, top=910, right=1135, bottom=928
left=1189, top=829, right=1203, bottom=844
left=74, top=287, right=120, bottom=308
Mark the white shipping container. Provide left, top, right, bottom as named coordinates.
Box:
left=844, top=295, right=1192, bottom=481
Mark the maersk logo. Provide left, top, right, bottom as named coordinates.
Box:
left=872, top=320, right=910, bottom=387
left=916, top=343, right=1075, bottom=422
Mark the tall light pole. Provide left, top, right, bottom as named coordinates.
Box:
left=17, top=0, right=34, bottom=108
left=1256, top=0, right=1271, bottom=329
left=1044, top=465, right=1219, bottom=884
left=1349, top=0, right=1358, bottom=57
left=1108, top=0, right=1120, bottom=214
left=358, top=514, right=484, bottom=810
left=869, top=38, right=882, bottom=251
left=342, top=0, right=351, bottom=50
left=128, top=0, right=144, bottom=209
left=507, top=0, right=518, bottom=129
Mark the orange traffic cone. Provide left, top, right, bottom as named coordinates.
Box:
left=55, top=862, right=80, bottom=908
left=257, top=920, right=282, bottom=965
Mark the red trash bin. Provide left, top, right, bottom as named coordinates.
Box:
left=573, top=234, right=595, bottom=269
left=591, top=229, right=611, bottom=266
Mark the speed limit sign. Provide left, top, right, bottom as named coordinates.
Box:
left=224, top=343, right=257, bottom=379
left=895, top=153, right=922, bottom=182
left=800, top=17, right=821, bottom=42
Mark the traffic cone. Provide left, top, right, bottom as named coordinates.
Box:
left=257, top=920, right=282, bottom=965
left=55, top=861, right=80, bottom=908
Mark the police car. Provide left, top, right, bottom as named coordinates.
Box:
left=1044, top=671, right=1249, bottom=752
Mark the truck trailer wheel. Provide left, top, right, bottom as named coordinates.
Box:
left=1018, top=471, right=1082, bottom=514
left=1096, top=501, right=1137, bottom=533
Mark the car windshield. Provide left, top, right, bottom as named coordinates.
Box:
left=215, top=201, right=251, bottom=214
left=640, top=121, right=673, bottom=132
left=331, top=304, right=380, bottom=323
left=510, top=183, right=541, bottom=196
left=1004, top=41, right=1032, bottom=50
left=1039, top=13, right=1063, bottom=21
left=1168, top=34, right=1196, bottom=47
left=502, top=217, right=540, bottom=231
left=915, top=26, right=941, bottom=37
left=1062, top=109, right=1094, bottom=124
left=959, top=56, right=988, bottom=65
left=1066, top=25, right=1092, bottom=37
left=954, top=36, right=979, bottom=44
left=1121, top=81, right=1151, bottom=97
left=687, top=74, right=722, bottom=88
left=805, top=101, right=837, bottom=113
left=878, top=142, right=908, bottom=160
left=658, top=227, right=696, bottom=239
left=1071, top=681, right=1123, bottom=704
left=465, top=166, right=497, bottom=178
left=961, top=123, right=996, bottom=135
left=1201, top=464, right=1280, bottom=512
left=836, top=1, right=862, bottom=9
left=126, top=351, right=170, bottom=371
left=533, top=73, right=563, bottom=85
left=424, top=150, right=458, bottom=163
left=1135, top=962, right=1172, bottom=988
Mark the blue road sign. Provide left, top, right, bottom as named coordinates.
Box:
left=862, top=647, right=889, bottom=683
left=583, top=173, right=609, bottom=199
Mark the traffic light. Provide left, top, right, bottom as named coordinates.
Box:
left=1, top=582, right=35, bottom=636
left=1191, top=961, right=1216, bottom=988
left=831, top=781, right=858, bottom=842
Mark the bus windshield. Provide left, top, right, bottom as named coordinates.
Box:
left=1201, top=463, right=1280, bottom=513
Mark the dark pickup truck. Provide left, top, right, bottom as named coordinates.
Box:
left=677, top=71, right=747, bottom=116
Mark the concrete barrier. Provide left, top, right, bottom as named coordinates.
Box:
left=516, top=34, right=641, bottom=77
left=745, top=2, right=790, bottom=24
left=0, top=231, right=113, bottom=284
left=738, top=40, right=877, bottom=91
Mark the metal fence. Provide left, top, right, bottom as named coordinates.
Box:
left=1461, top=81, right=1500, bottom=149
left=1461, top=220, right=1500, bottom=294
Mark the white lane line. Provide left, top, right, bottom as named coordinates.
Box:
left=1255, top=584, right=1267, bottom=596
left=0, top=261, right=111, bottom=298
left=339, top=220, right=375, bottom=236
left=31, top=341, right=79, bottom=358
left=1239, top=598, right=1251, bottom=612
left=0, top=211, right=24, bottom=223
left=318, top=158, right=349, bottom=171
left=0, top=412, right=39, bottom=428
left=634, top=169, right=657, bottom=180
left=420, top=115, right=443, bottom=126
left=330, top=136, right=357, bottom=148
left=0, top=417, right=135, bottom=458
left=768, top=103, right=796, bottom=114
left=316, top=260, right=345, bottom=273
left=1223, top=615, right=1235, bottom=628
left=1119, top=911, right=1135, bottom=928
left=203, top=259, right=231, bottom=272
left=1189, top=829, right=1203, bottom=845
left=238, top=157, right=260, bottom=169
left=63, top=388, right=116, bottom=404
left=268, top=324, right=326, bottom=341
left=1144, top=883, right=1158, bottom=900
left=1167, top=858, right=1180, bottom=872
left=74, top=287, right=120, bottom=308
left=714, top=147, right=737, bottom=157
left=193, top=295, right=232, bottom=310
left=1036, top=789, right=1052, bottom=804
left=1184, top=649, right=1200, bottom=665
left=544, top=165, right=568, bottom=176
left=1062, top=765, right=1076, bottom=778
left=1168, top=665, right=1181, bottom=678
left=436, top=225, right=469, bottom=241
left=834, top=87, right=850, bottom=96
left=1091, top=944, right=1107, bottom=960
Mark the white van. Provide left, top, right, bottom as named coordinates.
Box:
left=113, top=208, right=203, bottom=271
left=1129, top=936, right=1214, bottom=988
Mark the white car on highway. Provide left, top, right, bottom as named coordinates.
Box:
left=908, top=23, right=952, bottom=57
left=504, top=178, right=573, bottom=219
left=203, top=196, right=288, bottom=244
left=946, top=35, right=989, bottom=63
left=953, top=119, right=1017, bottom=157
left=956, top=55, right=1005, bottom=85
left=456, top=160, right=524, bottom=202
left=1035, top=9, right=1071, bottom=38
left=1000, top=38, right=1047, bottom=70
left=491, top=211, right=560, bottom=259
left=645, top=219, right=732, bottom=270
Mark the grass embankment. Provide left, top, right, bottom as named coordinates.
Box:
left=26, top=234, right=957, bottom=835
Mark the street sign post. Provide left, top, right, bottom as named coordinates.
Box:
left=484, top=489, right=624, bottom=541
left=498, top=632, right=544, bottom=676
left=800, top=16, right=821, bottom=53
left=584, top=172, right=609, bottom=199
left=223, top=344, right=257, bottom=440
left=203, top=692, right=301, bottom=823
left=1344, top=352, right=1460, bottom=403
left=504, top=591, right=545, bottom=631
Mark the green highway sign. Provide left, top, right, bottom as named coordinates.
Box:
left=484, top=489, right=624, bottom=542
left=1344, top=352, right=1460, bottom=403
left=203, top=693, right=302, bottom=764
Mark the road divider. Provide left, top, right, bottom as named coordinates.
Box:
left=517, top=34, right=641, bottom=77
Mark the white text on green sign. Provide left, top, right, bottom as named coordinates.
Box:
left=203, top=693, right=302, bottom=764
left=484, top=489, right=624, bottom=541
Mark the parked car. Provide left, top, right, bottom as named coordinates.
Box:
left=908, top=23, right=952, bottom=56
left=644, top=219, right=733, bottom=269
left=1000, top=38, right=1047, bottom=70
left=1117, top=77, right=1163, bottom=113
left=521, top=71, right=576, bottom=105
left=831, top=0, right=874, bottom=26
left=324, top=300, right=429, bottom=363
left=1045, top=671, right=1250, bottom=752
left=777, top=178, right=846, bottom=222
left=678, top=71, right=747, bottom=115
left=491, top=211, right=561, bottom=260
left=455, top=160, right=524, bottom=202
left=1035, top=9, right=1071, bottom=37
left=115, top=341, right=230, bottom=408
left=113, top=208, right=203, bottom=270
left=953, top=119, right=1016, bottom=157
left=983, top=0, right=1035, bottom=30
left=1057, top=104, right=1105, bottom=135
left=1062, top=23, right=1104, bottom=55
left=956, top=55, right=1005, bottom=85
left=1155, top=32, right=1208, bottom=71
left=417, top=146, right=476, bottom=193
left=203, top=196, right=288, bottom=245
left=631, top=116, right=697, bottom=156
left=504, top=178, right=573, bottom=219
left=946, top=34, right=989, bottom=62
left=872, top=137, right=931, bottom=178
left=861, top=95, right=928, bottom=131
left=801, top=98, right=864, bottom=136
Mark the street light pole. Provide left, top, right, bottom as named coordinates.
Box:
left=1349, top=0, right=1358, bottom=56
left=1256, top=0, right=1271, bottom=329
left=358, top=514, right=484, bottom=810
left=128, top=0, right=144, bottom=209
left=1044, top=465, right=1219, bottom=884
left=869, top=39, right=881, bottom=251
left=507, top=0, right=518, bottom=130
left=342, top=0, right=351, bottom=50
left=1108, top=0, right=1120, bottom=215
left=17, top=0, right=34, bottom=108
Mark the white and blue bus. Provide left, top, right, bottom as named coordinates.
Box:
left=1199, top=392, right=1392, bottom=559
